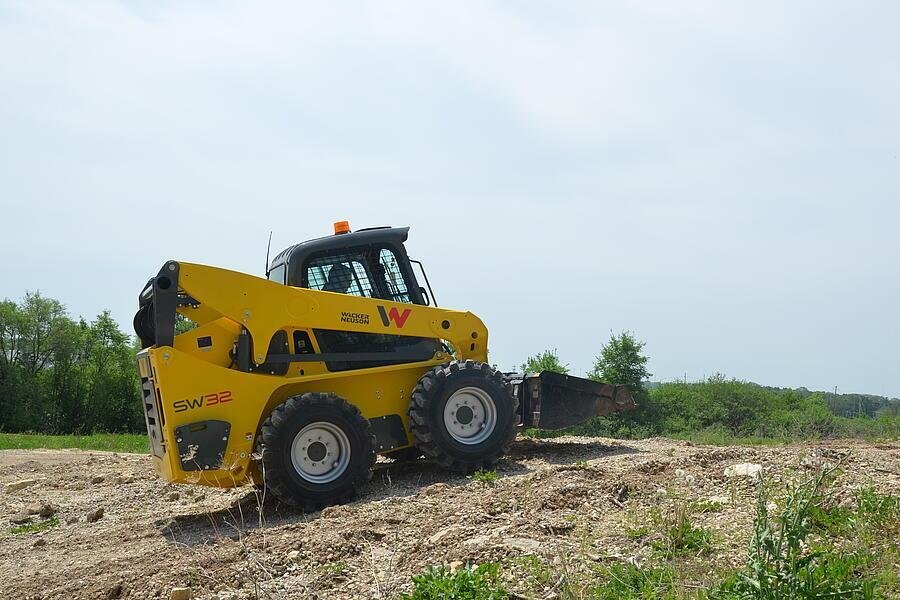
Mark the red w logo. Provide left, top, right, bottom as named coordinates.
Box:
left=377, top=306, right=411, bottom=328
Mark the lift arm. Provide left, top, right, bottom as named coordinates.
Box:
left=139, top=261, right=489, bottom=366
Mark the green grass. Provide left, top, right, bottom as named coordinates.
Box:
left=10, top=517, right=59, bottom=535
left=590, top=564, right=680, bottom=600
left=399, top=563, right=507, bottom=599
left=472, top=469, right=499, bottom=485
left=649, top=504, right=714, bottom=558
left=0, top=433, right=148, bottom=453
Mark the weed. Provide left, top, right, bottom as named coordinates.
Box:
left=691, top=499, right=726, bottom=514
left=625, top=524, right=650, bottom=539
left=318, top=560, right=348, bottom=577
left=10, top=517, right=59, bottom=535
left=649, top=505, right=713, bottom=557
left=710, top=468, right=880, bottom=599
left=855, top=487, right=900, bottom=537
left=505, top=555, right=555, bottom=594
left=573, top=459, right=588, bottom=469
left=400, top=563, right=507, bottom=600
left=590, top=563, right=680, bottom=600
left=809, top=502, right=854, bottom=536
left=472, top=469, right=499, bottom=486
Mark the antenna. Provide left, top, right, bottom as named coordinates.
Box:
left=265, top=231, right=273, bottom=275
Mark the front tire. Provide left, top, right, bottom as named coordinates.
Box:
left=259, top=393, right=375, bottom=510
left=408, top=360, right=518, bottom=471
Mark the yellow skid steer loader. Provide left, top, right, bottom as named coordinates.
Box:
left=134, top=222, right=634, bottom=509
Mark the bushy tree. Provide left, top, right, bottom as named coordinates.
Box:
left=0, top=292, right=141, bottom=434
left=588, top=331, right=651, bottom=394
left=522, top=349, right=569, bottom=374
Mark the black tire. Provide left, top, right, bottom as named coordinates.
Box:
left=133, top=303, right=155, bottom=349
left=259, top=392, right=375, bottom=510
left=408, top=360, right=518, bottom=471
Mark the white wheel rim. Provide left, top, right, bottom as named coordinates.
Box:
left=290, top=422, right=351, bottom=484
left=443, top=386, right=497, bottom=445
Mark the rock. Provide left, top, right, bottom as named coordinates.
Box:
left=66, top=516, right=78, bottom=525
left=170, top=588, right=191, bottom=600
left=449, top=560, right=464, bottom=572
left=86, top=507, right=105, bottom=523
left=462, top=534, right=492, bottom=547
left=167, top=492, right=180, bottom=502
left=25, top=503, right=55, bottom=518
left=106, top=583, right=123, bottom=599
left=5, top=479, right=38, bottom=493
left=286, top=550, right=300, bottom=562
left=724, top=463, right=763, bottom=481
left=801, top=455, right=834, bottom=471
left=321, top=505, right=348, bottom=519
left=420, top=483, right=449, bottom=496
left=33, top=537, right=46, bottom=547
left=10, top=513, right=32, bottom=525
left=116, top=475, right=135, bottom=485
left=428, top=527, right=456, bottom=545
left=91, top=476, right=105, bottom=485
left=708, top=495, right=730, bottom=505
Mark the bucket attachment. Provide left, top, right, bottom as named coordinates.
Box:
left=509, top=371, right=636, bottom=430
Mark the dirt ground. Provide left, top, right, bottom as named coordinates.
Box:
left=1, top=436, right=898, bottom=599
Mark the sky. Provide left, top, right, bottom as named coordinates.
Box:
left=1, top=1, right=898, bottom=397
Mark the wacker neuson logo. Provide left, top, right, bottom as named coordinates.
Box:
left=377, top=305, right=411, bottom=328
left=340, top=311, right=370, bottom=325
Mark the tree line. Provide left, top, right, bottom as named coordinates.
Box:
left=522, top=333, right=900, bottom=441
left=0, top=292, right=142, bottom=434
left=1, top=290, right=897, bottom=440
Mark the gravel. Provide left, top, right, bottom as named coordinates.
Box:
left=0, top=438, right=897, bottom=599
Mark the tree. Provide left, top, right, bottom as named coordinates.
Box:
left=522, top=349, right=569, bottom=374
left=0, top=292, right=142, bottom=434
left=588, top=331, right=651, bottom=394
left=175, top=313, right=197, bottom=335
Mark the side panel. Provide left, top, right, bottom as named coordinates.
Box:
left=145, top=346, right=440, bottom=487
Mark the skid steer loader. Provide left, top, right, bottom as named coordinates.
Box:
left=133, top=222, right=634, bottom=509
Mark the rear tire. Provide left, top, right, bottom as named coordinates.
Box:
left=408, top=360, right=518, bottom=471
left=259, top=393, right=375, bottom=510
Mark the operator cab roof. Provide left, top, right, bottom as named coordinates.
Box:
left=268, top=225, right=409, bottom=274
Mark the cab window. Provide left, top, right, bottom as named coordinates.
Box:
left=378, top=248, right=411, bottom=303
left=267, top=263, right=286, bottom=284
left=305, top=253, right=375, bottom=298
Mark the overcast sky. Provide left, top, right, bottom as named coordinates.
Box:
left=1, top=1, right=897, bottom=397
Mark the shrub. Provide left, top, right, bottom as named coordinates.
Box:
left=590, top=563, right=679, bottom=600
left=710, top=469, right=880, bottom=599
left=528, top=377, right=900, bottom=443
left=400, top=564, right=507, bottom=600
left=649, top=504, right=714, bottom=557
left=472, top=469, right=499, bottom=485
